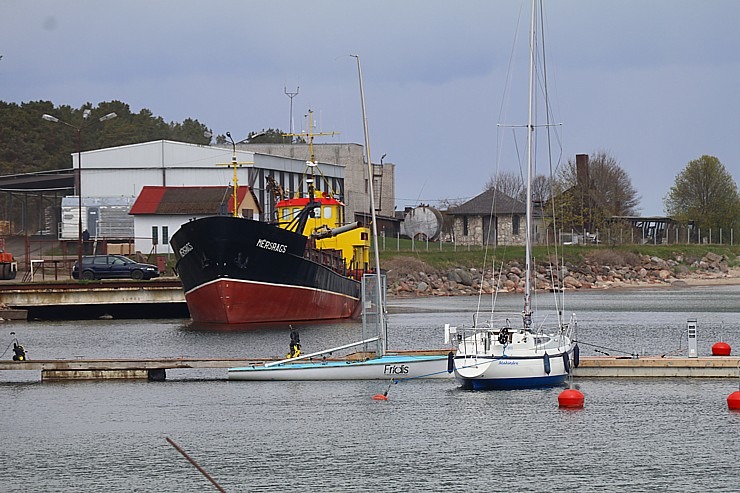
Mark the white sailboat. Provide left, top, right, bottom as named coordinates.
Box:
left=229, top=56, right=453, bottom=381
left=445, top=0, right=577, bottom=390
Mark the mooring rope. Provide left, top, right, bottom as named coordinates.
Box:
left=573, top=340, right=635, bottom=357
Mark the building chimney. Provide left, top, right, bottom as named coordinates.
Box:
left=576, top=154, right=589, bottom=186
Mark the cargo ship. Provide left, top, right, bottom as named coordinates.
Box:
left=170, top=119, right=371, bottom=324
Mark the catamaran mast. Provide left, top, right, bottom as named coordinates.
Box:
left=523, top=0, right=537, bottom=329
left=353, top=54, right=387, bottom=356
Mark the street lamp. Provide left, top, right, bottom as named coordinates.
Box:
left=223, top=131, right=265, bottom=217
left=42, top=110, right=117, bottom=278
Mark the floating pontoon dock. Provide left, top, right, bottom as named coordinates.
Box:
left=1, top=355, right=740, bottom=381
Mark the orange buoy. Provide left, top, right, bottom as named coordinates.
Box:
left=728, top=391, right=740, bottom=410
left=372, top=394, right=388, bottom=401
left=558, top=388, right=585, bottom=409
left=712, top=342, right=732, bottom=356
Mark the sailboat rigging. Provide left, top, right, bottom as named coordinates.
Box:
left=228, top=56, right=452, bottom=381
left=445, top=0, right=577, bottom=390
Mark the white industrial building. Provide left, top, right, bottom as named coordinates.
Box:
left=64, top=139, right=393, bottom=255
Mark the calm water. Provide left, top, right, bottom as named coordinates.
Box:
left=1, top=285, right=739, bottom=492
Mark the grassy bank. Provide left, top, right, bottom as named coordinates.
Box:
left=377, top=240, right=740, bottom=272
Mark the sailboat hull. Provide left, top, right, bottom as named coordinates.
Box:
left=228, top=354, right=453, bottom=381
left=455, top=350, right=572, bottom=390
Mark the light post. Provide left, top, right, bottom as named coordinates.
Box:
left=42, top=110, right=117, bottom=278
left=222, top=131, right=265, bottom=217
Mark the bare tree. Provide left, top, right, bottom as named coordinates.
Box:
left=560, top=151, right=639, bottom=215
left=485, top=170, right=524, bottom=200
left=553, top=151, right=640, bottom=233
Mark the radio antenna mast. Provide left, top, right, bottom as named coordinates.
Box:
left=284, top=85, right=300, bottom=141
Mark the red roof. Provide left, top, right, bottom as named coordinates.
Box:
left=129, top=186, right=249, bottom=215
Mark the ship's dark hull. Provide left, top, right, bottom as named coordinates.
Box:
left=170, top=216, right=361, bottom=324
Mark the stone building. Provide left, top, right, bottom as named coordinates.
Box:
left=446, top=188, right=544, bottom=246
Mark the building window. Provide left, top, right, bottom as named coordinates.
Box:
left=152, top=226, right=159, bottom=245
left=512, top=215, right=520, bottom=236
left=162, top=226, right=169, bottom=245
left=463, top=216, right=469, bottom=236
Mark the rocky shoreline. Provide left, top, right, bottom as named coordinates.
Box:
left=386, top=251, right=740, bottom=297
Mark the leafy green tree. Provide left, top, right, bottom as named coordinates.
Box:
left=664, top=155, right=740, bottom=232
left=170, top=118, right=211, bottom=145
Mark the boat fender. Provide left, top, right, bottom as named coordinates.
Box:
left=543, top=352, right=551, bottom=375
left=447, top=352, right=455, bottom=374
left=498, top=328, right=509, bottom=345
left=573, top=344, right=580, bottom=368
left=562, top=352, right=570, bottom=373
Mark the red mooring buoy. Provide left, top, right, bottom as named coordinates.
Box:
left=712, top=342, right=732, bottom=356
left=727, top=391, right=740, bottom=411
left=558, top=388, right=585, bottom=409
left=372, top=394, right=388, bottom=401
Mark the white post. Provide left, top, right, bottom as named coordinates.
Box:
left=687, top=319, right=698, bottom=358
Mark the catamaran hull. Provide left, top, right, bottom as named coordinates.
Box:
left=171, top=216, right=361, bottom=324
left=228, top=354, right=453, bottom=381
left=455, top=351, right=572, bottom=390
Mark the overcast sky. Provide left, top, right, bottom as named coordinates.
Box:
left=2, top=0, right=739, bottom=215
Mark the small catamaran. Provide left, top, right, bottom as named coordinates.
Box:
left=445, top=0, right=577, bottom=390
left=229, top=56, right=453, bottom=381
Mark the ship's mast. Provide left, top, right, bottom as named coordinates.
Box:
left=283, top=110, right=338, bottom=200
left=523, top=0, right=536, bottom=329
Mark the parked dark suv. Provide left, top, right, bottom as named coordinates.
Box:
left=72, top=255, right=160, bottom=280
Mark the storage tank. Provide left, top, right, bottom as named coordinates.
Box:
left=402, top=205, right=443, bottom=241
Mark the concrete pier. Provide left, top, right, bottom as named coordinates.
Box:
left=0, top=279, right=187, bottom=319
left=0, top=357, right=268, bottom=381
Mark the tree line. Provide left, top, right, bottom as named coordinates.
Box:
left=0, top=100, right=297, bottom=176
left=0, top=100, right=215, bottom=174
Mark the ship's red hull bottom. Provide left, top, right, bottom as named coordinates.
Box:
left=185, top=278, right=360, bottom=324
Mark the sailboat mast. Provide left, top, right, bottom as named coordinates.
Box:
left=523, top=0, right=537, bottom=329
left=353, top=54, right=386, bottom=356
